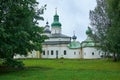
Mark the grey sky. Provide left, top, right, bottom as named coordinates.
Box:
left=37, top=0, right=96, bottom=42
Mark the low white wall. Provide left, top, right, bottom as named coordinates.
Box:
left=82, top=47, right=101, bottom=59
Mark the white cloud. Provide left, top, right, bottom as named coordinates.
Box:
left=37, top=0, right=96, bottom=42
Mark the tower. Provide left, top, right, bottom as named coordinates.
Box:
left=44, top=21, right=51, bottom=36
left=51, top=8, right=62, bottom=34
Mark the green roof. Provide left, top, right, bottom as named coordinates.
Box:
left=68, top=41, right=81, bottom=49
left=81, top=41, right=96, bottom=47
left=51, top=21, right=62, bottom=27
left=81, top=27, right=96, bottom=47
left=51, top=13, right=62, bottom=27
left=86, top=27, right=92, bottom=35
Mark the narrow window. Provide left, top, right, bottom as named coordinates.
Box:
left=92, top=52, right=94, bottom=55
left=64, top=50, right=66, bottom=55
left=74, top=52, right=76, bottom=55
left=51, top=50, right=54, bottom=55
left=84, top=53, right=86, bottom=55
left=43, top=51, right=45, bottom=55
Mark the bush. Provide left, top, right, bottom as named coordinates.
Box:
left=2, top=58, right=24, bottom=69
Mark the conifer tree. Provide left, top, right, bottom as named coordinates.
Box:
left=89, top=0, right=110, bottom=53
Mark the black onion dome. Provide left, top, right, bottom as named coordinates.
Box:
left=44, top=21, right=51, bottom=33
left=72, top=35, right=77, bottom=40
left=45, top=22, right=50, bottom=27
left=44, top=29, right=51, bottom=33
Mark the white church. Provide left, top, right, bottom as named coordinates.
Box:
left=14, top=10, right=103, bottom=59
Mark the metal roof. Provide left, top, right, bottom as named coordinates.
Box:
left=49, top=33, right=71, bottom=38
left=68, top=41, right=81, bottom=49
left=43, top=41, right=71, bottom=45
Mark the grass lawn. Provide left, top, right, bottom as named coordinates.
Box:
left=0, top=59, right=120, bottom=80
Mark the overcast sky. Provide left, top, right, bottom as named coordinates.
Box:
left=37, top=0, right=96, bottom=42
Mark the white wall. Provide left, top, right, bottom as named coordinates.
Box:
left=51, top=27, right=61, bottom=34
left=42, top=44, right=82, bottom=59
left=14, top=51, right=40, bottom=59
left=42, top=44, right=69, bottom=58
left=67, top=49, right=81, bottom=59
left=82, top=47, right=101, bottom=59
left=45, top=38, right=71, bottom=42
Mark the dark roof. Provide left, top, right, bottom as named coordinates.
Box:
left=43, top=41, right=71, bottom=45
left=72, top=35, right=77, bottom=40
left=49, top=33, right=71, bottom=38
left=45, top=22, right=50, bottom=27
left=44, top=29, right=51, bottom=33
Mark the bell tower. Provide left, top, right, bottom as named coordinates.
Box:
left=51, top=8, right=62, bottom=34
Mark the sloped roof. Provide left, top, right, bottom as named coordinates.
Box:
left=68, top=41, right=81, bottom=49
left=81, top=27, right=97, bottom=47
left=43, top=41, right=71, bottom=45
left=49, top=33, right=71, bottom=38
left=81, top=36, right=98, bottom=47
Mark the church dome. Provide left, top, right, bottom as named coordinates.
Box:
left=81, top=27, right=96, bottom=47
left=45, top=22, right=50, bottom=27
left=51, top=10, right=62, bottom=27
left=44, top=21, right=51, bottom=33
left=44, top=29, right=51, bottom=33
left=86, top=27, right=92, bottom=35
left=51, top=21, right=62, bottom=27
left=72, top=35, right=77, bottom=40
left=68, top=41, right=81, bottom=49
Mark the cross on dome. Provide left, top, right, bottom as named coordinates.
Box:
left=55, top=7, right=57, bottom=15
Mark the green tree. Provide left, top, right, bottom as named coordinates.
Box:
left=0, top=0, right=47, bottom=67
left=89, top=0, right=111, bottom=55
left=106, top=0, right=120, bottom=61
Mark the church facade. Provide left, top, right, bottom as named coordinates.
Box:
left=41, top=11, right=103, bottom=59
left=14, top=10, right=103, bottom=59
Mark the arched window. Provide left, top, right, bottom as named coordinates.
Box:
left=64, top=50, right=66, bottom=55
left=92, top=52, right=94, bottom=55
left=51, top=50, right=54, bottom=55
left=74, top=52, right=76, bottom=55
left=43, top=51, right=45, bottom=55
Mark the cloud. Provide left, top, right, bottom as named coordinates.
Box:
left=37, top=0, right=96, bottom=42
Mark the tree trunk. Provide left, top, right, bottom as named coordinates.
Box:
left=113, top=53, right=117, bottom=62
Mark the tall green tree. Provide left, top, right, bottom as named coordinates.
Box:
left=89, top=0, right=111, bottom=53
left=0, top=0, right=47, bottom=66
left=106, top=0, right=120, bottom=61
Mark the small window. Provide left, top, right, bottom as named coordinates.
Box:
left=74, top=52, right=76, bottom=55
left=92, top=52, right=94, bottom=55
left=84, top=53, right=86, bottom=55
left=79, top=52, right=80, bottom=55
left=43, top=51, right=45, bottom=55
left=64, top=50, right=66, bottom=55
left=51, top=50, right=54, bottom=55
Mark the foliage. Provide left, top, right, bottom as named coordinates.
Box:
left=89, top=0, right=110, bottom=52
left=106, top=0, right=120, bottom=60
left=0, top=0, right=47, bottom=64
left=0, top=59, right=120, bottom=80
left=89, top=0, right=120, bottom=61
left=2, top=58, right=24, bottom=69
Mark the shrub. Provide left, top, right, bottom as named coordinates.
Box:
left=2, top=58, right=24, bottom=69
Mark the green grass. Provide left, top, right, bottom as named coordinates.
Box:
left=0, top=59, right=120, bottom=80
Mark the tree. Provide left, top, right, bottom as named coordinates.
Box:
left=89, top=0, right=111, bottom=54
left=0, top=0, right=47, bottom=67
left=106, top=0, right=120, bottom=61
